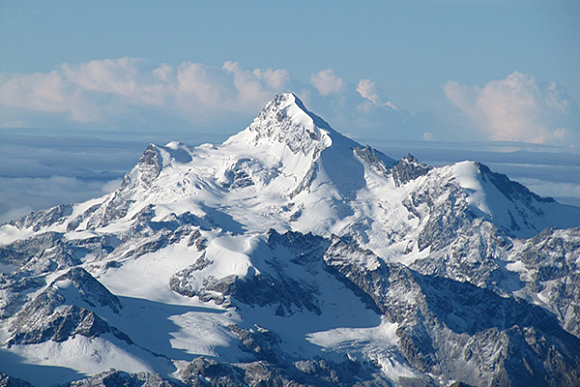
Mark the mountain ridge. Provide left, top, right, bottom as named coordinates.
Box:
left=1, top=93, right=580, bottom=386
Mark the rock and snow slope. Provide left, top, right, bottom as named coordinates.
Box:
left=1, top=93, right=580, bottom=386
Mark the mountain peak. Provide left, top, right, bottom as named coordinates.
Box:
left=258, top=92, right=329, bottom=128
left=226, top=93, right=333, bottom=156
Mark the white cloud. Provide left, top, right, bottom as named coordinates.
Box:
left=311, top=69, right=344, bottom=96
left=356, top=79, right=398, bottom=110
left=0, top=58, right=415, bottom=139
left=175, top=62, right=232, bottom=112
left=357, top=79, right=381, bottom=106
left=171, top=61, right=291, bottom=119
left=153, top=63, right=173, bottom=82
left=0, top=59, right=291, bottom=126
left=62, top=57, right=142, bottom=97
left=222, top=61, right=290, bottom=111
left=3, top=61, right=579, bottom=149
left=252, top=67, right=290, bottom=90
left=444, top=72, right=580, bottom=145
left=0, top=70, right=99, bottom=122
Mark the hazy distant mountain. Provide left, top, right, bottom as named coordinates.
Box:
left=1, top=93, right=580, bottom=387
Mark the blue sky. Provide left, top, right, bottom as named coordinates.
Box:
left=1, top=0, right=579, bottom=221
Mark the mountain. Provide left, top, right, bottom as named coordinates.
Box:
left=1, top=93, right=580, bottom=387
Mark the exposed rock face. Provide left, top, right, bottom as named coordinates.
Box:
left=323, top=236, right=580, bottom=387
left=179, top=355, right=391, bottom=387
left=171, top=270, right=321, bottom=316
left=7, top=267, right=130, bottom=347
left=9, top=304, right=114, bottom=346
left=0, top=231, right=120, bottom=276
left=0, top=232, right=82, bottom=274
left=52, top=267, right=123, bottom=313
left=507, top=227, right=580, bottom=338
left=8, top=204, right=73, bottom=232
left=391, top=154, right=432, bottom=187
left=179, top=357, right=246, bottom=387
left=247, top=93, right=331, bottom=157
left=56, top=370, right=176, bottom=387
left=354, top=145, right=396, bottom=177
left=0, top=273, right=45, bottom=318
left=170, top=231, right=324, bottom=315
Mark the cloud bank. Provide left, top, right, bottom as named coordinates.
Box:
left=445, top=72, right=580, bottom=146
left=1, top=59, right=579, bottom=148
left=0, top=58, right=415, bottom=141
left=0, top=58, right=292, bottom=126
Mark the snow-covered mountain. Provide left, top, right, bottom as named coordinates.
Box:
left=1, top=93, right=580, bottom=387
